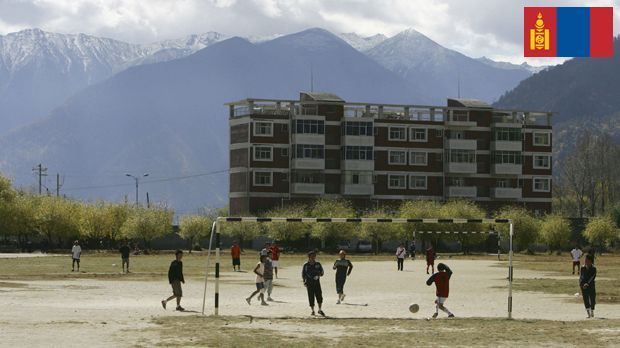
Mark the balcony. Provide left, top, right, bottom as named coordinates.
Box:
left=491, top=187, right=522, bottom=199
left=342, top=184, right=374, bottom=196
left=447, top=162, right=477, bottom=174
left=447, top=139, right=477, bottom=150
left=291, top=158, right=324, bottom=170
left=492, top=164, right=522, bottom=175
left=291, top=183, right=324, bottom=194
left=341, top=135, right=374, bottom=146
left=447, top=186, right=477, bottom=198
left=292, top=134, right=324, bottom=145
left=491, top=141, right=522, bottom=152
left=341, top=160, right=374, bottom=171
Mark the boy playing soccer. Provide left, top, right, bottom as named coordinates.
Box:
left=426, top=262, right=454, bottom=319
left=161, top=249, right=185, bottom=311
left=302, top=250, right=325, bottom=316
left=580, top=254, right=597, bottom=318
left=425, top=244, right=436, bottom=274
left=570, top=245, right=583, bottom=275
left=246, top=254, right=268, bottom=306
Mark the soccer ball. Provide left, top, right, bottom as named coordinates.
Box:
left=409, top=303, right=419, bottom=313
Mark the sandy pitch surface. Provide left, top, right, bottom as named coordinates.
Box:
left=1, top=258, right=619, bottom=347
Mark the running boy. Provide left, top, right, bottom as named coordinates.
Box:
left=246, top=254, right=268, bottom=305
left=570, top=245, right=583, bottom=275
left=425, top=244, right=436, bottom=274
left=161, top=249, right=185, bottom=311
left=270, top=241, right=280, bottom=278
left=333, top=250, right=353, bottom=304
left=396, top=243, right=407, bottom=271
left=580, top=254, right=597, bottom=318
left=426, top=262, right=454, bottom=319
left=119, top=240, right=131, bottom=273
left=231, top=241, right=241, bottom=272
left=302, top=250, right=325, bottom=316
left=264, top=250, right=275, bottom=301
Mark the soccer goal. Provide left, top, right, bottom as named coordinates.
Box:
left=201, top=217, right=515, bottom=318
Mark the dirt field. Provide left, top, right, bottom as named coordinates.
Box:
left=1, top=253, right=619, bottom=347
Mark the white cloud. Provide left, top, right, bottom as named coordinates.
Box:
left=0, top=0, right=617, bottom=64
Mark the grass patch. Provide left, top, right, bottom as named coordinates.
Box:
left=138, top=315, right=620, bottom=347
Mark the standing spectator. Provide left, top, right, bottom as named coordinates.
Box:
left=161, top=249, right=185, bottom=311
left=425, top=243, right=436, bottom=274
left=263, top=250, right=275, bottom=301
left=231, top=241, right=241, bottom=272
left=119, top=240, right=131, bottom=273
left=245, top=254, right=268, bottom=306
left=409, top=240, right=416, bottom=260
left=71, top=240, right=81, bottom=272
left=270, top=241, right=281, bottom=278
left=396, top=243, right=407, bottom=271
left=333, top=250, right=353, bottom=304
left=580, top=254, right=597, bottom=318
left=570, top=245, right=583, bottom=275
left=302, top=250, right=325, bottom=316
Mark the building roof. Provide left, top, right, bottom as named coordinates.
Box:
left=447, top=98, right=492, bottom=109
left=300, top=92, right=345, bottom=103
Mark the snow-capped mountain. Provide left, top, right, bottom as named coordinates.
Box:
left=365, top=28, right=533, bottom=103
left=338, top=32, right=388, bottom=51
left=476, top=56, right=547, bottom=74
left=0, top=29, right=227, bottom=135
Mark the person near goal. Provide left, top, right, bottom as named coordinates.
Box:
left=580, top=254, right=597, bottom=318
left=119, top=240, right=131, bottom=273
left=302, top=250, right=325, bottom=316
left=246, top=253, right=268, bottom=306
left=263, top=249, right=275, bottom=301
left=570, top=245, right=583, bottom=275
left=71, top=240, right=81, bottom=272
left=231, top=241, right=242, bottom=272
left=333, top=250, right=353, bottom=304
left=426, top=262, right=454, bottom=319
left=161, top=249, right=185, bottom=311
left=425, top=244, right=436, bottom=274
left=270, top=241, right=280, bottom=278
left=395, top=243, right=407, bottom=271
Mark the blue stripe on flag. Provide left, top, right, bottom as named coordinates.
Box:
left=557, top=7, right=590, bottom=57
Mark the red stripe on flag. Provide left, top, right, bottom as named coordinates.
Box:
left=524, top=7, right=557, bottom=57
left=590, top=7, right=613, bottom=57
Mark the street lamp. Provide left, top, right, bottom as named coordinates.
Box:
left=125, top=173, right=149, bottom=205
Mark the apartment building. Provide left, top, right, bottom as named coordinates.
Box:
left=228, top=92, right=552, bottom=216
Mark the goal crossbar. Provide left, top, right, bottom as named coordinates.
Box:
left=202, top=217, right=515, bottom=319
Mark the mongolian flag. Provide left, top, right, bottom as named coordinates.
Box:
left=524, top=7, right=614, bottom=57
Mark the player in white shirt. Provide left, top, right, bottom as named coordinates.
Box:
left=570, top=246, right=583, bottom=275
left=71, top=240, right=82, bottom=272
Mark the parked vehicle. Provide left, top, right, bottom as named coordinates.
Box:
left=356, top=240, right=372, bottom=253
left=336, top=241, right=351, bottom=252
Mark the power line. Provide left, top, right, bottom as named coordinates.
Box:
left=62, top=169, right=228, bottom=192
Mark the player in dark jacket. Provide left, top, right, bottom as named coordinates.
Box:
left=580, top=254, right=597, bottom=318
left=302, top=250, right=325, bottom=316
left=426, top=262, right=454, bottom=319
left=161, top=249, right=185, bottom=311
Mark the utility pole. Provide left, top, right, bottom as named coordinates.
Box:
left=125, top=173, right=149, bottom=206
left=32, top=164, right=48, bottom=195
left=56, top=173, right=64, bottom=197
left=146, top=192, right=150, bottom=208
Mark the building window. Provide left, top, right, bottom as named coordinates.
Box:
left=533, top=177, right=551, bottom=192
left=533, top=155, right=550, bottom=169
left=410, top=128, right=427, bottom=142
left=389, top=127, right=407, bottom=141
left=492, top=151, right=522, bottom=165
left=253, top=171, right=273, bottom=186
left=452, top=110, right=468, bottom=122
left=533, top=132, right=550, bottom=146
left=388, top=150, right=407, bottom=165
left=254, top=122, right=273, bottom=136
left=409, top=175, right=427, bottom=189
left=253, top=146, right=272, bottom=161
left=292, top=170, right=323, bottom=184
left=449, top=177, right=464, bottom=187
left=497, top=179, right=509, bottom=188
left=294, top=119, right=324, bottom=134
left=435, top=129, right=444, bottom=137
left=344, top=171, right=372, bottom=185
left=281, top=148, right=289, bottom=157
left=409, top=151, right=427, bottom=165
left=342, top=146, right=373, bottom=160
left=294, top=144, right=324, bottom=159
left=448, top=130, right=464, bottom=139
left=449, top=149, right=475, bottom=163
left=388, top=174, right=407, bottom=189
left=343, top=121, right=373, bottom=136
left=494, top=128, right=521, bottom=141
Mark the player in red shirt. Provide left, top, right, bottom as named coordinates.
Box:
left=425, top=244, right=436, bottom=274
left=426, top=262, right=454, bottom=319
left=231, top=241, right=241, bottom=272
left=270, top=242, right=280, bottom=278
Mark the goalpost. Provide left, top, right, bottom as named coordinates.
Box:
left=201, top=217, right=514, bottom=319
